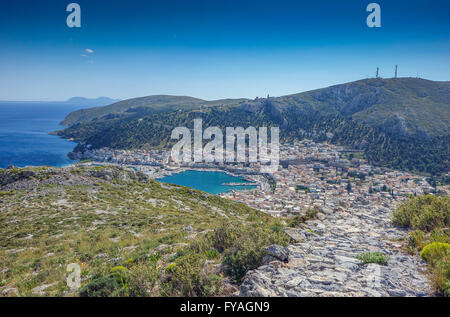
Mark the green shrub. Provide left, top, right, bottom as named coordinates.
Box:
left=125, top=263, right=159, bottom=297
left=430, top=229, right=450, bottom=244
left=79, top=276, right=122, bottom=297
left=81, top=263, right=160, bottom=297
left=408, top=230, right=426, bottom=251
left=188, top=221, right=289, bottom=282
left=164, top=263, right=177, bottom=273
left=205, top=249, right=220, bottom=259
left=429, top=259, right=450, bottom=297
left=270, top=220, right=285, bottom=233
left=420, top=242, right=450, bottom=265
left=305, top=206, right=320, bottom=219
left=125, top=258, right=135, bottom=266
left=443, top=280, right=450, bottom=297
left=163, top=253, right=211, bottom=296
left=288, top=206, right=321, bottom=228
left=392, top=195, right=449, bottom=231
left=202, top=275, right=222, bottom=296
left=394, top=195, right=450, bottom=295
left=110, top=266, right=128, bottom=288
left=356, top=252, right=390, bottom=265
left=419, top=242, right=449, bottom=296
left=404, top=224, right=449, bottom=295
left=288, top=215, right=306, bottom=228
left=214, top=223, right=289, bottom=281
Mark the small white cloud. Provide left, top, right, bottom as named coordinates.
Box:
left=85, top=48, right=94, bottom=54
left=80, top=54, right=87, bottom=57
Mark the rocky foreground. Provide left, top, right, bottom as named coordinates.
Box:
left=0, top=165, right=440, bottom=297
left=0, top=165, right=288, bottom=297
left=239, top=204, right=433, bottom=297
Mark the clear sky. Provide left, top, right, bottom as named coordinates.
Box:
left=0, top=0, right=449, bottom=101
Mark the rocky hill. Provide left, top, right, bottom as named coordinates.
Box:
left=61, top=95, right=248, bottom=126
left=0, top=165, right=288, bottom=297
left=55, top=78, right=450, bottom=178
left=277, top=78, right=450, bottom=137
left=239, top=199, right=432, bottom=297
left=1, top=165, right=445, bottom=297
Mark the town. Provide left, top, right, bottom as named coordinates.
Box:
left=71, top=139, right=448, bottom=219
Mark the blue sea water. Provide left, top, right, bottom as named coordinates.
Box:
left=158, top=170, right=257, bottom=194
left=0, top=103, right=257, bottom=194
left=0, top=102, right=82, bottom=168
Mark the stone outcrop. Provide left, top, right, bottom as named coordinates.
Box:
left=0, top=165, right=149, bottom=191
left=0, top=166, right=36, bottom=187
left=262, top=245, right=289, bottom=264
left=239, top=204, right=433, bottom=297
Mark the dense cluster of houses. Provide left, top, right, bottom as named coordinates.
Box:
left=77, top=140, right=448, bottom=217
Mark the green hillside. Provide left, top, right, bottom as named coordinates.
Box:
left=286, top=78, right=450, bottom=137
left=0, top=165, right=288, bottom=296
left=61, top=95, right=248, bottom=126
left=56, top=78, right=450, bottom=177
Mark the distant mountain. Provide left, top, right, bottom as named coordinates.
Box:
left=61, top=95, right=248, bottom=126
left=0, top=97, right=120, bottom=107
left=64, top=97, right=121, bottom=108
left=55, top=78, right=450, bottom=177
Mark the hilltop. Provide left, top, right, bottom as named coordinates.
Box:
left=277, top=78, right=450, bottom=137
left=61, top=95, right=248, bottom=126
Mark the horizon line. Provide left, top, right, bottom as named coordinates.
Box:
left=0, top=76, right=446, bottom=103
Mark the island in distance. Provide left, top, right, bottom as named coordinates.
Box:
left=0, top=96, right=120, bottom=108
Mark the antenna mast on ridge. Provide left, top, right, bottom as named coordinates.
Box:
left=395, top=65, right=398, bottom=78
left=376, top=67, right=379, bottom=78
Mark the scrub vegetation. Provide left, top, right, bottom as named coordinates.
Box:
left=0, top=166, right=288, bottom=297
left=393, top=195, right=450, bottom=296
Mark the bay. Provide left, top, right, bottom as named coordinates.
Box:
left=157, top=170, right=257, bottom=194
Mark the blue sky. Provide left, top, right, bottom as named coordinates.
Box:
left=0, top=0, right=449, bottom=101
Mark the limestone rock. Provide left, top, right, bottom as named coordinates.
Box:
left=263, top=244, right=289, bottom=262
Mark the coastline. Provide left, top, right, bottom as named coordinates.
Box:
left=69, top=160, right=265, bottom=194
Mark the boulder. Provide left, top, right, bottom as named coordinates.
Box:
left=263, top=244, right=289, bottom=262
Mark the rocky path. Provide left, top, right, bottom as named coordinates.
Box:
left=239, top=204, right=433, bottom=297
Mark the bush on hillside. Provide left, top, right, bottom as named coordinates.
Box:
left=79, top=276, right=122, bottom=297
left=190, top=221, right=289, bottom=282
left=420, top=242, right=450, bottom=264
left=356, top=252, right=390, bottom=265
left=288, top=206, right=321, bottom=228
left=392, top=195, right=449, bottom=231
left=394, top=195, right=450, bottom=296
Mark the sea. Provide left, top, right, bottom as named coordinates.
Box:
left=0, top=102, right=81, bottom=168
left=0, top=103, right=254, bottom=194
left=157, top=170, right=257, bottom=194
